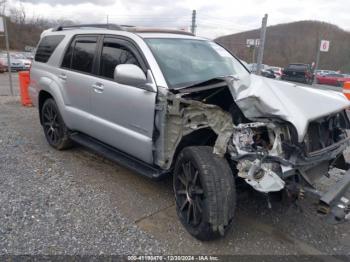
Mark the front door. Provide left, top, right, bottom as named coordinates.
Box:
left=89, top=37, right=157, bottom=164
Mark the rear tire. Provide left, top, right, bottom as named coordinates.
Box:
left=173, top=146, right=236, bottom=241
left=41, top=98, right=73, bottom=150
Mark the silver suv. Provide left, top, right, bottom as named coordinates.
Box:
left=29, top=24, right=350, bottom=240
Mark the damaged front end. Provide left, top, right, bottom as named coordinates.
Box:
left=227, top=113, right=350, bottom=223
left=154, top=76, right=350, bottom=223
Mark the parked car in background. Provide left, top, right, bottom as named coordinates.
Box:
left=281, top=63, right=313, bottom=84
left=247, top=63, right=270, bottom=73
left=245, top=63, right=277, bottom=79
left=269, top=66, right=283, bottom=79
left=317, top=73, right=350, bottom=87
left=0, top=53, right=7, bottom=72
left=315, top=70, right=338, bottom=76
left=12, top=53, right=32, bottom=69
left=0, top=54, right=8, bottom=72
left=0, top=59, right=6, bottom=73
left=261, top=68, right=276, bottom=79
left=0, top=53, right=26, bottom=71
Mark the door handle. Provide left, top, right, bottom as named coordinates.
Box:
left=58, top=74, right=67, bottom=81
left=92, top=83, right=104, bottom=93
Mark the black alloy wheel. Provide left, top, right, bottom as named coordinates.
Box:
left=174, top=160, right=204, bottom=227
left=41, top=98, right=72, bottom=150
left=173, top=146, right=236, bottom=241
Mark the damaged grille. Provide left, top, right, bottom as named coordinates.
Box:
left=304, top=110, right=350, bottom=153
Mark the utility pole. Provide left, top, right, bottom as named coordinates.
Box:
left=256, top=14, right=268, bottom=75
left=313, top=38, right=321, bottom=84
left=1, top=16, right=13, bottom=96
left=252, top=46, right=256, bottom=64
left=106, top=15, right=109, bottom=24
left=191, top=10, right=197, bottom=35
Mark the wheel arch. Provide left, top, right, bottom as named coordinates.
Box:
left=37, top=78, right=68, bottom=127
left=170, top=128, right=218, bottom=169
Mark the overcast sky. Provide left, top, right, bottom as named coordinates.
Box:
left=8, top=0, right=350, bottom=38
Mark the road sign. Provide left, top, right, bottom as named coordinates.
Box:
left=247, top=39, right=260, bottom=47
left=255, top=39, right=260, bottom=47
left=0, top=17, right=4, bottom=33
left=246, top=39, right=255, bottom=47
left=320, top=40, right=330, bottom=52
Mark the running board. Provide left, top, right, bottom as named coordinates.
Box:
left=70, top=133, right=169, bottom=180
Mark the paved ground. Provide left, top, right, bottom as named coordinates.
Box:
left=0, top=74, right=350, bottom=257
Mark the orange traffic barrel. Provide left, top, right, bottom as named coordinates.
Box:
left=18, top=71, right=32, bottom=106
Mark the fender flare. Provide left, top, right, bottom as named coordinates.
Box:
left=38, top=77, right=69, bottom=126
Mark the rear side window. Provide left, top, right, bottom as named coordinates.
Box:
left=100, top=39, right=139, bottom=79
left=61, top=36, right=98, bottom=74
left=35, top=35, right=65, bottom=63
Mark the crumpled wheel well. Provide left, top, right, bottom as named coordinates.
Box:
left=171, top=128, right=218, bottom=168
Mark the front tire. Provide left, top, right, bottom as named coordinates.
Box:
left=41, top=98, right=72, bottom=150
left=173, top=146, right=236, bottom=241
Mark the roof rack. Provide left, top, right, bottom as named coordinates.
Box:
left=126, top=27, right=194, bottom=36
left=53, top=24, right=124, bottom=31
left=52, top=24, right=195, bottom=36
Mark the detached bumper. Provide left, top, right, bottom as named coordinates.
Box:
left=317, top=170, right=350, bottom=223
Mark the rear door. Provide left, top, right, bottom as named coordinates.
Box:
left=89, top=36, right=157, bottom=164
left=58, top=35, right=100, bottom=132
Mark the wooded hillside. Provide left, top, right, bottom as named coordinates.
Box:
left=0, top=0, right=73, bottom=51
left=216, top=21, right=350, bottom=72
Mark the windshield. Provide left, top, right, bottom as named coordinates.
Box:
left=145, top=38, right=250, bottom=88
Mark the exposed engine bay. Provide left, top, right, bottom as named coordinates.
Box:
left=153, top=76, right=350, bottom=222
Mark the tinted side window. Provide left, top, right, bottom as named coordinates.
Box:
left=35, top=35, right=65, bottom=63
left=71, top=36, right=98, bottom=73
left=100, top=40, right=139, bottom=79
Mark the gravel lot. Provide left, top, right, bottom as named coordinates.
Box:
left=0, top=73, right=19, bottom=96
left=0, top=74, right=349, bottom=257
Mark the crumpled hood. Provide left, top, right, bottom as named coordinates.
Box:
left=229, top=74, right=350, bottom=142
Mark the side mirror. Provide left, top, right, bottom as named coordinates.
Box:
left=114, top=64, right=147, bottom=87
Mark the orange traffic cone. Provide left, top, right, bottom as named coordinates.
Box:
left=18, top=71, right=32, bottom=107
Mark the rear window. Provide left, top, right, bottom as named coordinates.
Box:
left=288, top=64, right=308, bottom=70
left=35, top=35, right=65, bottom=63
